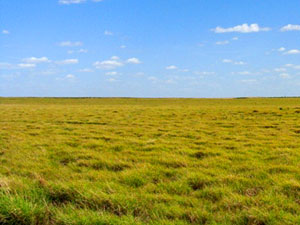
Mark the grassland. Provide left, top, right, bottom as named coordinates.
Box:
left=0, top=97, right=300, bottom=225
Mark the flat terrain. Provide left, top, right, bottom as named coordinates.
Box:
left=1, top=98, right=300, bottom=225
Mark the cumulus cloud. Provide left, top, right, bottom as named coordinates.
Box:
left=59, top=41, right=82, bottom=47
left=284, top=49, right=300, bottom=55
left=293, top=65, right=300, bottom=70
left=284, top=64, right=300, bottom=70
left=241, top=79, right=257, bottom=83
left=66, top=74, right=75, bottom=79
left=280, top=24, right=300, bottom=32
left=222, top=59, right=233, bottom=63
left=237, top=71, right=251, bottom=75
left=0, top=62, right=14, bottom=69
left=56, top=59, right=79, bottom=65
left=278, top=47, right=286, bottom=52
left=280, top=73, right=291, bottom=79
left=148, top=76, right=158, bottom=82
left=18, top=63, right=36, bottom=68
left=94, top=56, right=141, bottom=70
left=213, top=23, right=270, bottom=33
left=107, top=78, right=117, bottom=82
left=235, top=61, right=246, bottom=65
left=274, top=68, right=287, bottom=72
left=94, top=60, right=123, bottom=70
left=166, top=65, right=177, bottom=70
left=59, top=0, right=104, bottom=4
left=111, top=56, right=120, bottom=60
left=22, top=57, right=50, bottom=63
left=127, top=58, right=141, bottom=64
left=222, top=59, right=246, bottom=65
left=216, top=40, right=229, bottom=45
left=68, top=49, right=88, bottom=54
left=2, top=30, right=9, bottom=34
left=180, top=69, right=189, bottom=72
left=105, top=71, right=118, bottom=76
left=59, top=0, right=86, bottom=4
left=79, top=68, right=93, bottom=72
left=78, top=49, right=88, bottom=53
left=104, top=30, right=113, bottom=36
left=194, top=71, right=216, bottom=75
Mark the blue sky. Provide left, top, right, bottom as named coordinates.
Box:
left=1, top=0, right=300, bottom=97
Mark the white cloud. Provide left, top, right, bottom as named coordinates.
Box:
left=280, top=24, right=300, bottom=32
left=241, top=79, right=257, bottom=83
left=135, top=72, right=145, bottom=77
left=94, top=57, right=141, bottom=70
left=2, top=30, right=9, bottom=35
left=194, top=71, right=216, bottom=75
left=274, top=68, right=287, bottom=72
left=232, top=37, right=239, bottom=41
left=148, top=76, right=158, bottom=82
left=107, top=78, right=117, bottom=82
left=233, top=70, right=265, bottom=76
left=235, top=61, right=246, bottom=65
left=68, top=49, right=88, bottom=54
left=127, top=57, right=141, bottom=64
left=39, top=69, right=59, bottom=75
left=59, top=41, right=82, bottom=47
left=78, top=49, right=88, bottom=53
left=59, top=0, right=103, bottom=4
left=22, top=57, right=50, bottom=63
left=260, top=69, right=271, bottom=74
left=105, top=71, right=118, bottom=76
left=216, top=40, right=229, bottom=45
left=111, top=56, right=120, bottom=60
left=278, top=47, right=286, bottom=52
left=293, top=66, right=300, bottom=70
left=59, top=0, right=86, bottom=4
left=222, top=59, right=233, bottom=63
left=180, top=69, right=189, bottom=72
left=104, top=30, right=113, bottom=36
left=284, top=64, right=300, bottom=70
left=94, top=60, right=123, bottom=70
left=166, top=79, right=176, bottom=84
left=222, top=59, right=246, bottom=65
left=237, top=71, right=251, bottom=75
left=166, top=65, right=177, bottom=70
left=213, top=23, right=270, bottom=33
left=79, top=68, right=93, bottom=72
left=0, top=62, right=14, bottom=69
left=280, top=73, right=291, bottom=79
left=66, top=74, right=75, bottom=79
left=18, top=63, right=36, bottom=68
left=56, top=59, right=79, bottom=65
left=120, top=45, right=126, bottom=49
left=284, top=49, right=300, bottom=55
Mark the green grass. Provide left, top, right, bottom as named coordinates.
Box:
left=0, top=97, right=300, bottom=224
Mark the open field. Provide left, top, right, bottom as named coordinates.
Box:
left=1, top=97, right=300, bottom=224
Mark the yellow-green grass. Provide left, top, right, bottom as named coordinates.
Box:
left=1, top=97, right=300, bottom=224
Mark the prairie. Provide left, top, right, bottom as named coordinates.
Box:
left=0, top=97, right=300, bottom=224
